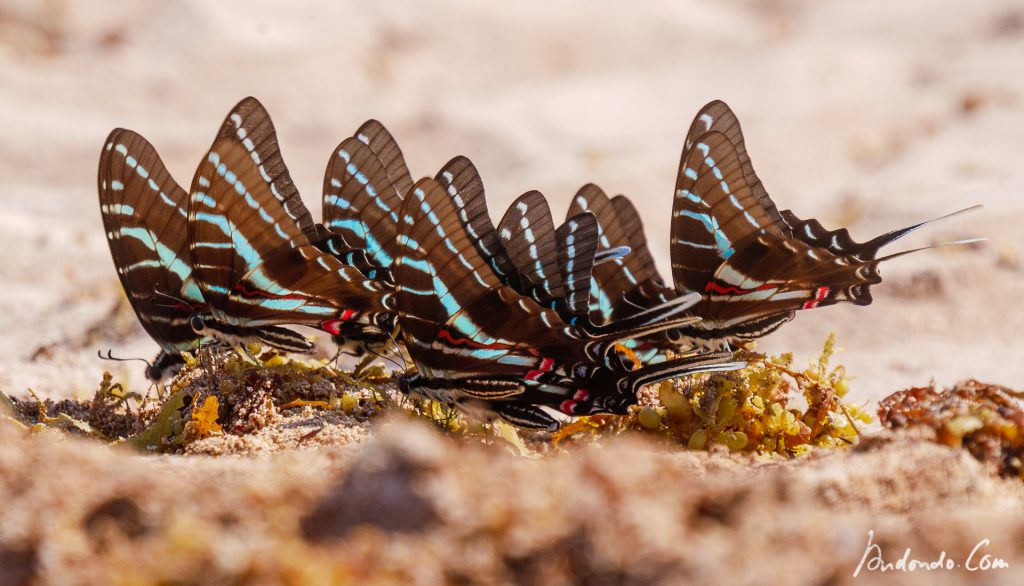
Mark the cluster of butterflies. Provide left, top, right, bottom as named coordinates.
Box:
left=98, top=97, right=978, bottom=431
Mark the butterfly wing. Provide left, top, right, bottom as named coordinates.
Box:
left=395, top=178, right=585, bottom=380
left=683, top=100, right=785, bottom=232
left=670, top=130, right=786, bottom=293
left=700, top=230, right=884, bottom=332
left=354, top=120, right=414, bottom=198
left=555, top=212, right=601, bottom=317
left=435, top=156, right=519, bottom=282
left=216, top=97, right=321, bottom=243
left=98, top=128, right=206, bottom=353
left=608, top=194, right=675, bottom=305
left=322, top=120, right=411, bottom=270
left=497, top=191, right=565, bottom=306
left=779, top=209, right=935, bottom=265
left=189, top=134, right=387, bottom=332
left=569, top=184, right=671, bottom=322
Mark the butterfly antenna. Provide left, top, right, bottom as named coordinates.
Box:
left=385, top=326, right=411, bottom=373
left=97, top=349, right=154, bottom=368
left=367, top=346, right=405, bottom=372
left=150, top=286, right=196, bottom=312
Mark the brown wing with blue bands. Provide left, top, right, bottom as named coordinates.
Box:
left=98, top=128, right=207, bottom=353
left=188, top=136, right=387, bottom=331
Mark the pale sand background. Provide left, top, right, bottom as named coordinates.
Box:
left=1, top=0, right=1021, bottom=401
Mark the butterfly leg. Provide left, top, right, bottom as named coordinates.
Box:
left=149, top=378, right=165, bottom=401
left=351, top=351, right=376, bottom=377
left=196, top=340, right=214, bottom=379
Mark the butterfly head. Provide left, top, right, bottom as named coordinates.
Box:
left=190, top=314, right=208, bottom=335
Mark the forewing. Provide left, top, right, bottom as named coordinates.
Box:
left=435, top=155, right=519, bottom=281
left=497, top=191, right=564, bottom=304
left=671, top=131, right=780, bottom=292
left=395, top=178, right=583, bottom=378
left=555, top=212, right=600, bottom=316
left=609, top=194, right=675, bottom=305
left=323, top=133, right=406, bottom=269
left=99, top=128, right=203, bottom=352
left=683, top=100, right=783, bottom=231
left=189, top=138, right=386, bottom=330
left=217, top=97, right=320, bottom=241
left=569, top=184, right=659, bottom=322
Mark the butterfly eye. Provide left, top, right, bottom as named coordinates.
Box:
left=398, top=377, right=412, bottom=393
left=190, top=315, right=206, bottom=333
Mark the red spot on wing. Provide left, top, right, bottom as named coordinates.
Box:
left=320, top=311, right=359, bottom=335
left=705, top=281, right=777, bottom=295
left=802, top=286, right=830, bottom=309
left=524, top=357, right=556, bottom=381
left=232, top=282, right=311, bottom=302
left=436, top=328, right=525, bottom=352
left=560, top=389, right=591, bottom=415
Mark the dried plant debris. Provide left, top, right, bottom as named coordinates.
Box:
left=5, top=372, right=141, bottom=439
left=879, top=379, right=1024, bottom=477
left=0, top=347, right=395, bottom=452
left=1, top=336, right=870, bottom=458
left=555, top=333, right=872, bottom=455
left=125, top=348, right=395, bottom=452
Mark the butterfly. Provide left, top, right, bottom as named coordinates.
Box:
left=583, top=100, right=981, bottom=349
left=392, top=176, right=741, bottom=430
left=321, top=119, right=415, bottom=354
left=97, top=125, right=314, bottom=380
left=98, top=128, right=210, bottom=380
left=670, top=100, right=982, bottom=346
left=186, top=98, right=392, bottom=349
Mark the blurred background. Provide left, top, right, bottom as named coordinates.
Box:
left=1, top=0, right=1021, bottom=402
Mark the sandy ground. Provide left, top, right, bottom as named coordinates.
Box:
left=1, top=0, right=1023, bottom=583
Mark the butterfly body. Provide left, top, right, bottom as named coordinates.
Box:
left=580, top=100, right=980, bottom=351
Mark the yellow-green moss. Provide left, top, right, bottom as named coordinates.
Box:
left=556, top=333, right=872, bottom=456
